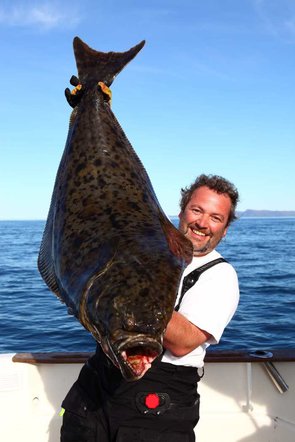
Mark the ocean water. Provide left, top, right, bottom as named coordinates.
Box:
left=0, top=218, right=294, bottom=354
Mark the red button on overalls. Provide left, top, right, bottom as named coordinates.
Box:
left=145, top=393, right=160, bottom=409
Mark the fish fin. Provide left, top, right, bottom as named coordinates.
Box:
left=73, top=37, right=145, bottom=86
left=38, top=219, right=61, bottom=299
left=38, top=181, right=63, bottom=299
left=161, top=217, right=193, bottom=265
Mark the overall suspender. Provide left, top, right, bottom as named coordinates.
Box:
left=174, top=257, right=227, bottom=311
left=161, top=257, right=227, bottom=362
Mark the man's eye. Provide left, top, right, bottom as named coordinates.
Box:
left=211, top=216, right=222, bottom=222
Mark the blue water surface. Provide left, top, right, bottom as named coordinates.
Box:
left=0, top=218, right=294, bottom=353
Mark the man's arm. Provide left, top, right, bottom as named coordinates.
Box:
left=163, top=311, right=211, bottom=357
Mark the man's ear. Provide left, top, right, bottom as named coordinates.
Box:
left=222, top=226, right=228, bottom=238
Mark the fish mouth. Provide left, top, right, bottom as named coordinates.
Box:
left=110, top=335, right=162, bottom=381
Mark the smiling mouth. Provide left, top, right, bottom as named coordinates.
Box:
left=191, top=228, right=208, bottom=237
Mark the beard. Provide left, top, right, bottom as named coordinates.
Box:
left=192, top=239, right=212, bottom=256
left=180, top=222, right=225, bottom=257
left=180, top=224, right=212, bottom=256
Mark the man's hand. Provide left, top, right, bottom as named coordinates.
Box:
left=65, top=75, right=83, bottom=108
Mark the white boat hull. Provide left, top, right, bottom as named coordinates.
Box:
left=1, top=350, right=294, bottom=441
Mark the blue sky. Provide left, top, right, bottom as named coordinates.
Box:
left=1, top=0, right=295, bottom=220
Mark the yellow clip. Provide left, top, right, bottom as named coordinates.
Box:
left=71, top=84, right=82, bottom=95
left=98, top=82, right=112, bottom=104
left=59, top=407, right=65, bottom=417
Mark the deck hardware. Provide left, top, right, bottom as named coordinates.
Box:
left=248, top=350, right=289, bottom=393
left=242, top=363, right=254, bottom=412
left=249, top=350, right=273, bottom=359
left=263, top=361, right=289, bottom=394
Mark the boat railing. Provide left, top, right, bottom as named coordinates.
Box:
left=12, top=348, right=295, bottom=365
left=12, top=348, right=293, bottom=395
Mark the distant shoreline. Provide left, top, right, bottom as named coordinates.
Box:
left=1, top=210, right=295, bottom=221
left=237, top=210, right=295, bottom=218
left=170, top=210, right=295, bottom=219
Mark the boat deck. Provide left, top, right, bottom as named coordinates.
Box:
left=1, top=349, right=294, bottom=441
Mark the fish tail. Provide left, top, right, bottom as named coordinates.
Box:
left=73, top=37, right=145, bottom=87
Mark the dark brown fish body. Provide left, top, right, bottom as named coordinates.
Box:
left=38, top=37, right=192, bottom=380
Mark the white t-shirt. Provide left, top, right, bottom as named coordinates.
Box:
left=161, top=250, right=239, bottom=368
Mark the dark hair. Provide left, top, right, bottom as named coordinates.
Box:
left=180, top=174, right=239, bottom=225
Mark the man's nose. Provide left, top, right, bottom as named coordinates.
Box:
left=195, top=213, right=209, bottom=228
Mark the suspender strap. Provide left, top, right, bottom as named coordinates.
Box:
left=174, top=258, right=227, bottom=312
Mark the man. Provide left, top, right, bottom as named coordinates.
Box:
left=61, top=174, right=239, bottom=442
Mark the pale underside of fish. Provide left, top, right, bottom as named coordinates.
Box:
left=38, top=37, right=193, bottom=381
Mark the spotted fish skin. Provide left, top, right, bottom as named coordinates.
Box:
left=38, top=37, right=193, bottom=381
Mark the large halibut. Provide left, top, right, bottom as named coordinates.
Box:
left=38, top=37, right=193, bottom=381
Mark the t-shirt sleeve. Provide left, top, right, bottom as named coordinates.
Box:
left=178, top=263, right=239, bottom=344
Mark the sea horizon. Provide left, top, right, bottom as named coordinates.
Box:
left=1, top=210, right=295, bottom=222
left=0, top=217, right=294, bottom=353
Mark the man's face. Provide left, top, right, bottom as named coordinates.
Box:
left=179, top=186, right=231, bottom=256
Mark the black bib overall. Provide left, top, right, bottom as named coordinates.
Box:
left=61, top=258, right=226, bottom=442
